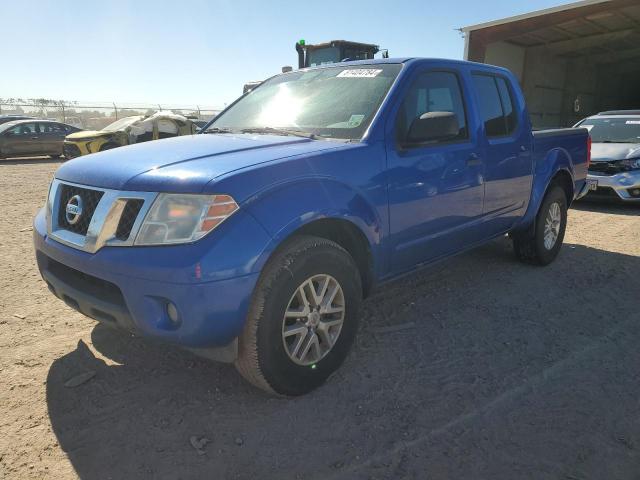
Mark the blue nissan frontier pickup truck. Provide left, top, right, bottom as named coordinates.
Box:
left=34, top=59, right=591, bottom=395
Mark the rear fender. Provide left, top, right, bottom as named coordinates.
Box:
left=516, top=147, right=574, bottom=232
left=245, top=178, right=383, bottom=277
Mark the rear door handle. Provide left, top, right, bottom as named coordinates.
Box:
left=466, top=153, right=482, bottom=166
left=31, top=136, right=39, bottom=140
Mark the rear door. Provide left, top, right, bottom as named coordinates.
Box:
left=470, top=73, right=532, bottom=233
left=38, top=122, right=66, bottom=155
left=386, top=69, right=485, bottom=273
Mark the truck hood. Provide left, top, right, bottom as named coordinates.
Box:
left=591, top=142, right=640, bottom=162
left=55, top=133, right=345, bottom=192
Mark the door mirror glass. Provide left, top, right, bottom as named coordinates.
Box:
left=406, top=111, right=460, bottom=145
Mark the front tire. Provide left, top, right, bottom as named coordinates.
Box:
left=513, top=185, right=568, bottom=265
left=235, top=235, right=362, bottom=396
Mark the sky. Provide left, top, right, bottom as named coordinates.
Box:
left=1, top=0, right=573, bottom=108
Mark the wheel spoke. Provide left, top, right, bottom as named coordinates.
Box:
left=283, top=323, right=307, bottom=338
left=291, top=329, right=309, bottom=358
left=320, top=305, right=343, bottom=315
left=315, top=276, right=330, bottom=306
left=299, top=332, right=319, bottom=362
left=321, top=283, right=339, bottom=310
left=297, top=283, right=312, bottom=310
left=285, top=306, right=308, bottom=319
left=316, top=326, right=333, bottom=348
left=319, top=318, right=343, bottom=329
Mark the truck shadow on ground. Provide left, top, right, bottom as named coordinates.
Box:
left=46, top=240, right=640, bottom=480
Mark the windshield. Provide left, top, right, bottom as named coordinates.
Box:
left=207, top=64, right=402, bottom=140
left=577, top=117, right=640, bottom=143
left=103, top=116, right=143, bottom=132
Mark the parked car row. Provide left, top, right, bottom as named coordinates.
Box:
left=0, top=112, right=199, bottom=160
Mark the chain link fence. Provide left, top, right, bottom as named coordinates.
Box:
left=0, top=98, right=222, bottom=130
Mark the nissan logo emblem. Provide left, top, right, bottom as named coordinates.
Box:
left=65, top=195, right=84, bottom=225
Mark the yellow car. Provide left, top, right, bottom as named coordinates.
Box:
left=63, top=112, right=197, bottom=159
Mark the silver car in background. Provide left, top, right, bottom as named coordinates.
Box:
left=575, top=110, right=640, bottom=202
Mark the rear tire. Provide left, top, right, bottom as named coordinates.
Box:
left=513, top=185, right=567, bottom=266
left=235, top=235, right=362, bottom=396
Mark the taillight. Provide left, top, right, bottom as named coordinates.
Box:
left=587, top=135, right=591, bottom=168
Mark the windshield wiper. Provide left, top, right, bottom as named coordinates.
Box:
left=240, top=127, right=316, bottom=140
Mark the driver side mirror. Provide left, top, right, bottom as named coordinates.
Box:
left=404, top=111, right=460, bottom=147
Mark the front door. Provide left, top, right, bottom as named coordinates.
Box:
left=387, top=69, right=485, bottom=274
left=3, top=122, right=42, bottom=156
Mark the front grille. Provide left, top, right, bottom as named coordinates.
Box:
left=63, top=143, right=81, bottom=159
left=588, top=160, right=630, bottom=176
left=57, top=184, right=104, bottom=235
left=115, top=199, right=144, bottom=241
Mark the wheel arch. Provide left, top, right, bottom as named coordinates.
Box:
left=291, top=217, right=374, bottom=298
left=245, top=177, right=383, bottom=298
left=514, top=146, right=575, bottom=233
left=549, top=168, right=574, bottom=206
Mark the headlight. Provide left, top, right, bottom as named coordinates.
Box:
left=622, top=158, right=640, bottom=170
left=135, top=193, right=238, bottom=245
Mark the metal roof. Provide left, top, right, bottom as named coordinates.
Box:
left=461, top=0, right=611, bottom=32
left=462, top=0, right=640, bottom=64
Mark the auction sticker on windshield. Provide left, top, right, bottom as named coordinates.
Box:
left=337, top=69, right=383, bottom=78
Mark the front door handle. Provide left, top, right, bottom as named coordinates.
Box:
left=31, top=136, right=39, bottom=140
left=466, top=153, right=482, bottom=167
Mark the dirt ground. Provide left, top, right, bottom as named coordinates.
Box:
left=1, top=158, right=639, bottom=480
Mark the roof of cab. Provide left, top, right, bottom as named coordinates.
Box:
left=304, top=57, right=511, bottom=71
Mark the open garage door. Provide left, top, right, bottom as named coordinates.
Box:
left=462, top=0, right=640, bottom=128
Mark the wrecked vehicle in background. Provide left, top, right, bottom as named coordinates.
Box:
left=574, top=110, right=640, bottom=203
left=63, top=112, right=196, bottom=159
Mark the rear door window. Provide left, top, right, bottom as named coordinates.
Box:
left=472, top=74, right=517, bottom=137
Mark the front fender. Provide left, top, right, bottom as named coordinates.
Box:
left=244, top=177, right=384, bottom=276
left=517, top=147, right=573, bottom=230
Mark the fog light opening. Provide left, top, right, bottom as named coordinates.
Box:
left=166, top=302, right=180, bottom=325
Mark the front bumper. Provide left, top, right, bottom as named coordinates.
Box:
left=585, top=170, right=640, bottom=202
left=33, top=207, right=266, bottom=355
